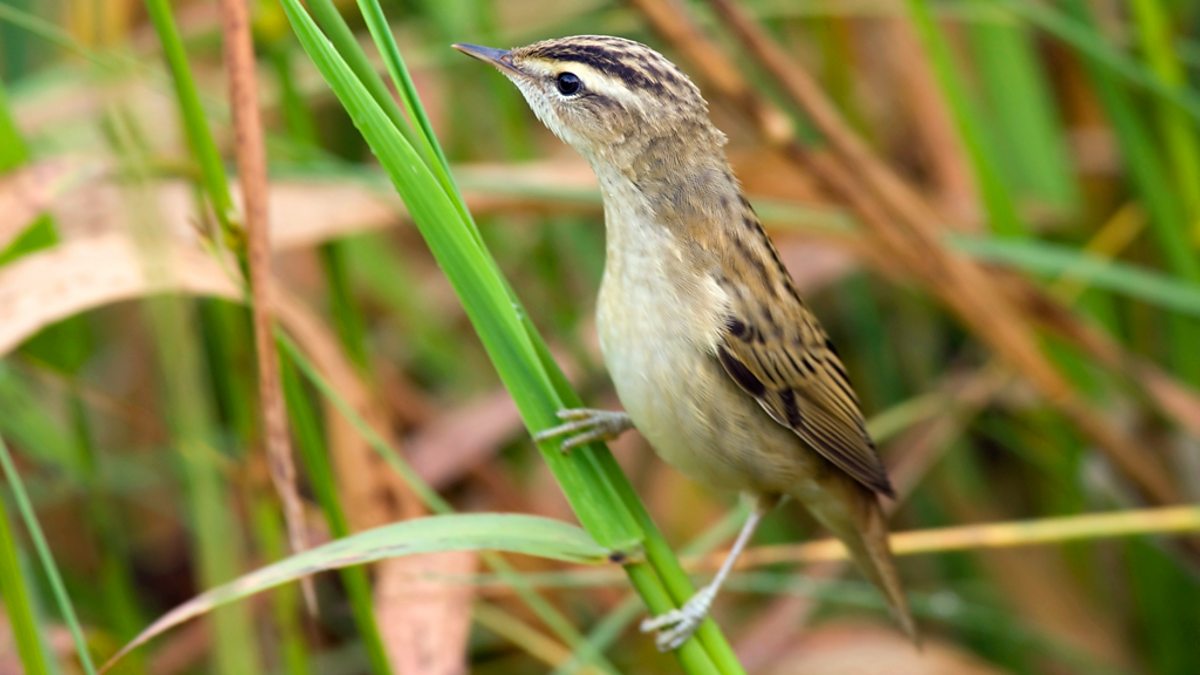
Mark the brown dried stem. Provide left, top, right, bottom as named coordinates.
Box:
left=219, top=0, right=310, bottom=604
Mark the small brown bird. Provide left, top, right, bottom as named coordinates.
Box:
left=454, top=35, right=914, bottom=651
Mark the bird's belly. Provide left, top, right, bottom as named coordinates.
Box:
left=596, top=267, right=818, bottom=494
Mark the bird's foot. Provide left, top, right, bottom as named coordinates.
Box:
left=639, top=583, right=718, bottom=652
left=533, top=408, right=633, bottom=453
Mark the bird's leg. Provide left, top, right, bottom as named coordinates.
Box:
left=640, top=501, right=769, bottom=651
left=533, top=408, right=634, bottom=452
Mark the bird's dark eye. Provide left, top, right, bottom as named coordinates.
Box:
left=556, top=72, right=581, bottom=95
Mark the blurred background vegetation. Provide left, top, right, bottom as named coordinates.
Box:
left=1, top=0, right=1200, bottom=673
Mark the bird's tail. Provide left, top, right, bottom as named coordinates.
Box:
left=794, top=480, right=918, bottom=642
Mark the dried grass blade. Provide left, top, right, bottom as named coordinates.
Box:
left=218, top=0, right=311, bottom=609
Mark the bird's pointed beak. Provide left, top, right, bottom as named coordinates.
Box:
left=452, top=43, right=520, bottom=75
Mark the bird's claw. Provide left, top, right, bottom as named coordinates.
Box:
left=533, top=408, right=633, bottom=453
left=639, top=584, right=717, bottom=651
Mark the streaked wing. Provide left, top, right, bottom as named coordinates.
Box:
left=716, top=294, right=894, bottom=497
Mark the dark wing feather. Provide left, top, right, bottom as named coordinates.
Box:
left=717, top=297, right=894, bottom=497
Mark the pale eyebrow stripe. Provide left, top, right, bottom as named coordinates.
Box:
left=530, top=43, right=669, bottom=96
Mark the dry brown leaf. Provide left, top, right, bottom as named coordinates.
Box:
left=53, top=173, right=195, bottom=242
left=764, top=622, right=1010, bottom=675
left=375, top=551, right=477, bottom=675
left=0, top=158, right=107, bottom=252
left=877, top=18, right=978, bottom=227
left=0, top=234, right=371, bottom=449
left=262, top=180, right=400, bottom=249
left=0, top=172, right=412, bottom=534
left=0, top=234, right=239, bottom=356
left=53, top=175, right=401, bottom=249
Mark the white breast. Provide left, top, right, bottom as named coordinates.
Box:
left=592, top=174, right=763, bottom=489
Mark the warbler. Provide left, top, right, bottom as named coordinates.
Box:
left=454, top=35, right=914, bottom=651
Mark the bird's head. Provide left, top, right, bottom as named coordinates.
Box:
left=453, top=35, right=720, bottom=168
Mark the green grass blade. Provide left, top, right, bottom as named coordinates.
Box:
left=141, top=0, right=239, bottom=244
left=251, top=497, right=312, bottom=675
left=301, top=0, right=414, bottom=145
left=906, top=0, right=1025, bottom=236
left=105, top=513, right=623, bottom=668
left=997, top=0, right=1200, bottom=125
left=0, top=433, right=96, bottom=673
left=353, top=0, right=491, bottom=251
left=109, top=92, right=261, bottom=671
left=1130, top=0, right=1200, bottom=243
left=279, top=335, right=622, bottom=673
left=949, top=234, right=1200, bottom=317
left=965, top=2, right=1079, bottom=214
left=355, top=0, right=453, bottom=180
left=0, top=468, right=53, bottom=675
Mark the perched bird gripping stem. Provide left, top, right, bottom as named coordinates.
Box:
left=454, top=35, right=915, bottom=652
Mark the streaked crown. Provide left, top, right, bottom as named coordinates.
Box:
left=454, top=36, right=722, bottom=166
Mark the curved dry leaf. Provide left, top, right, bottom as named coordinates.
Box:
left=0, top=233, right=240, bottom=356
left=0, top=231, right=388, bottom=494
left=0, top=224, right=431, bottom=599
left=264, top=180, right=402, bottom=249
left=48, top=174, right=402, bottom=249
left=0, top=213, right=375, bottom=561
left=0, top=158, right=106, bottom=252
left=0, top=234, right=372, bottom=438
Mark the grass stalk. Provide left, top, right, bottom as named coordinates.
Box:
left=219, top=0, right=310, bottom=608
left=964, top=0, right=1079, bottom=214
left=0, top=433, right=96, bottom=673
left=0, top=453, right=53, bottom=675
left=141, top=0, right=240, bottom=247
left=1129, top=0, right=1200, bottom=244
left=734, top=505, right=1200, bottom=567
left=148, top=295, right=262, bottom=675
left=905, top=0, right=1024, bottom=236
